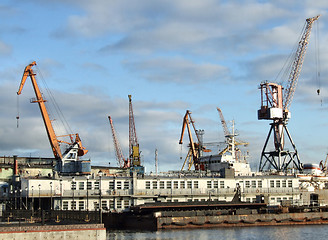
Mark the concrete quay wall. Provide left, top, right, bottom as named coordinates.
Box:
left=0, top=224, right=106, bottom=240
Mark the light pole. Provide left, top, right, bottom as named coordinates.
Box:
left=86, top=175, right=89, bottom=212
left=60, top=178, right=63, bottom=210
left=10, top=190, right=13, bottom=210
left=25, top=187, right=28, bottom=210
left=14, top=190, right=17, bottom=210
left=31, top=186, right=34, bottom=213
left=50, top=182, right=53, bottom=210
left=72, top=177, right=75, bottom=211
left=99, top=176, right=102, bottom=223
left=38, top=184, right=41, bottom=210
left=19, top=189, right=22, bottom=210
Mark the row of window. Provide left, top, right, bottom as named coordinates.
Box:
left=62, top=199, right=130, bottom=210
left=269, top=179, right=293, bottom=188
left=145, top=180, right=205, bottom=189
left=69, top=179, right=294, bottom=191
left=71, top=181, right=130, bottom=190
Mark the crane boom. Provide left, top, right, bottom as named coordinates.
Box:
left=128, top=95, right=140, bottom=166
left=283, top=15, right=320, bottom=111
left=216, top=107, right=230, bottom=137
left=108, top=116, right=129, bottom=168
left=17, top=61, right=62, bottom=160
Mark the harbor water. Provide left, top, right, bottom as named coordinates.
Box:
left=107, top=225, right=328, bottom=240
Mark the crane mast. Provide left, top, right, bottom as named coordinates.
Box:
left=108, top=116, right=129, bottom=168
left=128, top=95, right=140, bottom=166
left=258, top=15, right=319, bottom=172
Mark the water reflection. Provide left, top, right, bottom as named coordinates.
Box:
left=107, top=225, right=328, bottom=240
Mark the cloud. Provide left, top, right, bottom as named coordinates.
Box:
left=124, top=57, right=229, bottom=84
left=0, top=41, right=12, bottom=56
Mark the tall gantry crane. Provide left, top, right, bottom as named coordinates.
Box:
left=128, top=95, right=141, bottom=167
left=258, top=15, right=320, bottom=172
left=17, top=61, right=89, bottom=174
left=179, top=110, right=210, bottom=170
left=108, top=116, right=129, bottom=168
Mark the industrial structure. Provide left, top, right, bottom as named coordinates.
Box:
left=258, top=15, right=320, bottom=173
left=108, top=116, right=129, bottom=168
left=17, top=61, right=90, bottom=175
left=2, top=16, right=328, bottom=231
left=179, top=110, right=210, bottom=171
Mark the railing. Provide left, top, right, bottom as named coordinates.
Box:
left=2, top=209, right=102, bottom=224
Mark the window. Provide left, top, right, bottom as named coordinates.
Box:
left=180, top=181, right=185, bottom=189
left=288, top=180, right=292, bottom=188
left=207, top=181, right=212, bottom=189
left=146, top=181, right=151, bottom=189
left=71, top=182, right=76, bottom=190
left=102, top=200, right=107, bottom=210
left=63, top=201, right=68, bottom=210
left=79, top=182, right=84, bottom=190
left=276, top=180, right=281, bottom=188
left=152, top=181, right=157, bottom=189
left=160, top=181, right=165, bottom=189
left=109, top=200, right=114, bottom=209
left=167, top=181, right=172, bottom=189
left=257, top=180, right=262, bottom=188
left=116, top=181, right=122, bottom=190
left=116, top=200, right=122, bottom=209
left=246, top=198, right=251, bottom=203
left=71, top=201, right=76, bottom=210
left=174, top=181, right=179, bottom=189
left=270, top=180, right=275, bottom=188
left=282, top=180, right=287, bottom=188
left=214, top=181, right=218, bottom=188
left=87, top=181, right=92, bottom=190
left=94, top=201, right=99, bottom=210
left=220, top=181, right=224, bottom=188
left=194, top=181, right=199, bottom=189
left=124, top=199, right=130, bottom=208
left=109, top=181, right=114, bottom=190
left=79, top=201, right=84, bottom=210
left=187, top=181, right=192, bottom=188
left=124, top=181, right=130, bottom=189
left=94, top=181, right=100, bottom=190
left=245, top=181, right=250, bottom=188
left=251, top=180, right=256, bottom=188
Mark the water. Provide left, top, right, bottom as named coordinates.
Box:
left=107, top=225, right=328, bottom=240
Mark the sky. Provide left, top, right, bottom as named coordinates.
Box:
left=1, top=0, right=328, bottom=173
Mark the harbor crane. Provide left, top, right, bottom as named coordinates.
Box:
left=128, top=95, right=141, bottom=167
left=258, top=15, right=320, bottom=172
left=179, top=110, right=210, bottom=171
left=17, top=61, right=89, bottom=174
left=216, top=107, right=248, bottom=160
left=108, top=116, right=130, bottom=168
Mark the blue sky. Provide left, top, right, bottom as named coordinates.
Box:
left=1, top=0, right=328, bottom=172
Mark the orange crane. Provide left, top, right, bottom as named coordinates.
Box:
left=179, top=110, right=210, bottom=171
left=108, top=116, right=129, bottom=168
left=17, top=61, right=88, bottom=173
left=128, top=95, right=140, bottom=167
left=258, top=15, right=319, bottom=172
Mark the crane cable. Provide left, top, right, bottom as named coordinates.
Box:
left=314, top=20, right=322, bottom=105
left=35, top=65, right=74, bottom=137
left=16, top=94, right=20, bottom=128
